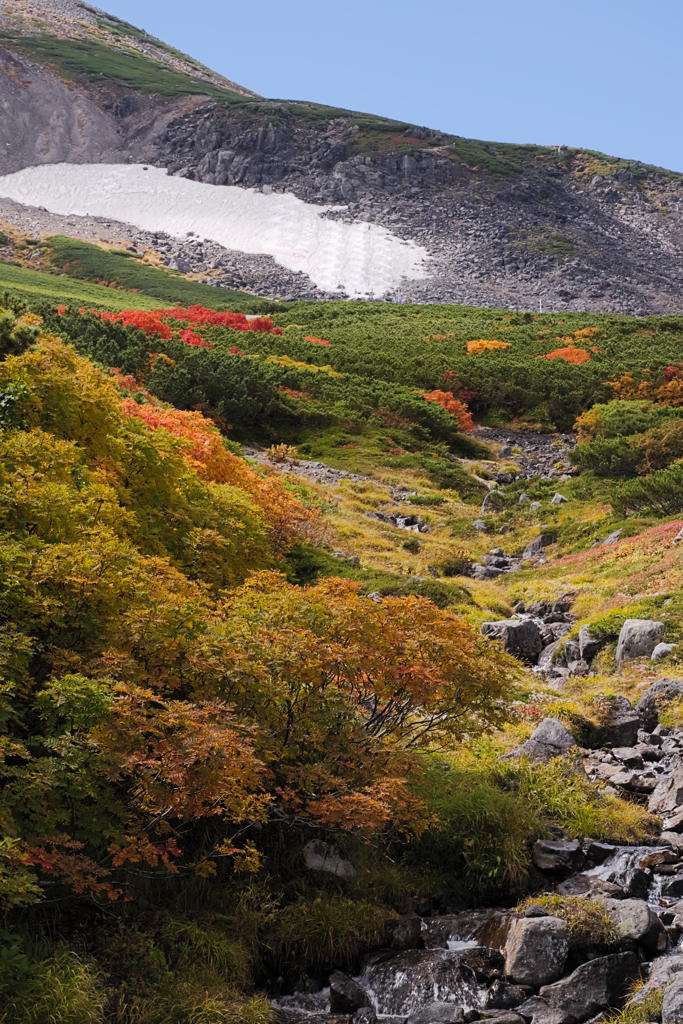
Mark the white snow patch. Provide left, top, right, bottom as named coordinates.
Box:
left=0, top=163, right=430, bottom=298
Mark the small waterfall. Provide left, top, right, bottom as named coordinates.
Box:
left=583, top=846, right=667, bottom=902
left=358, top=948, right=488, bottom=1016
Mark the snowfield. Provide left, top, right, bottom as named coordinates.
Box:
left=0, top=163, right=429, bottom=297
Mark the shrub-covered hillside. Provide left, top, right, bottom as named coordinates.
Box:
left=2, top=294, right=683, bottom=1023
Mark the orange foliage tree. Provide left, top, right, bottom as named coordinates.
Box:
left=467, top=340, right=511, bottom=355
left=419, top=389, right=474, bottom=431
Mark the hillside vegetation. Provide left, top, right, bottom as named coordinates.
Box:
left=1, top=291, right=683, bottom=1022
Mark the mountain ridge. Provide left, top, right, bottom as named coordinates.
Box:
left=2, top=0, right=683, bottom=311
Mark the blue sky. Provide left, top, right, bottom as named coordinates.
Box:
left=100, top=0, right=683, bottom=173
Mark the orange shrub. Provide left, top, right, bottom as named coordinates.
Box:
left=419, top=389, right=474, bottom=431
left=467, top=340, right=512, bottom=355
left=537, top=346, right=591, bottom=364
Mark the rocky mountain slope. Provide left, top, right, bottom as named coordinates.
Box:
left=2, top=0, right=683, bottom=310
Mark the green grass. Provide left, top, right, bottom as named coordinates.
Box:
left=43, top=236, right=251, bottom=307
left=0, top=261, right=165, bottom=310
left=1, top=34, right=247, bottom=100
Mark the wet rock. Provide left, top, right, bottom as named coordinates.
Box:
left=615, top=619, right=666, bottom=669
left=352, top=1010, right=378, bottom=1024
left=589, top=695, right=640, bottom=748
left=660, top=874, right=683, bottom=898
left=509, top=718, right=577, bottom=762
left=487, top=980, right=526, bottom=1010
left=303, top=840, right=355, bottom=878
left=390, top=912, right=422, bottom=950
left=461, top=947, right=504, bottom=983
left=585, top=842, right=617, bottom=864
left=359, top=949, right=484, bottom=1016
left=579, top=624, right=606, bottom=661
left=422, top=910, right=514, bottom=951
left=532, top=840, right=584, bottom=872
left=648, top=761, right=683, bottom=815
left=329, top=972, right=371, bottom=1013
left=536, top=951, right=640, bottom=1023
left=504, top=917, right=569, bottom=986
left=406, top=1006, right=465, bottom=1024
left=603, top=898, right=667, bottom=952
left=481, top=619, right=544, bottom=664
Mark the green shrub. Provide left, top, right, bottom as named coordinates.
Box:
left=570, top=436, right=640, bottom=477
left=611, top=461, right=683, bottom=515
left=580, top=400, right=683, bottom=440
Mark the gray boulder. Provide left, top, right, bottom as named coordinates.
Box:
left=509, top=718, right=577, bottom=762
left=471, top=564, right=505, bottom=581
left=532, top=840, right=583, bottom=872
left=481, top=618, right=544, bottom=664
left=615, top=619, right=666, bottom=669
left=529, top=502, right=542, bottom=512
left=473, top=519, right=488, bottom=531
left=303, top=839, right=355, bottom=878
left=487, top=979, right=526, bottom=1009
left=663, top=972, right=683, bottom=1024
left=330, top=971, right=370, bottom=1013
left=537, top=951, right=640, bottom=1022
left=518, top=492, right=530, bottom=503
left=352, top=1010, right=378, bottom=1024
left=653, top=643, right=677, bottom=661
left=649, top=761, right=683, bottom=815
left=550, top=493, right=568, bottom=505
left=637, top=678, right=683, bottom=731
left=504, top=917, right=569, bottom=986
left=564, top=638, right=581, bottom=662
left=603, top=898, right=667, bottom=952
left=631, top=953, right=683, bottom=1010
left=579, top=624, right=607, bottom=661
left=603, top=528, right=623, bottom=546
left=522, top=533, right=556, bottom=559
left=589, top=695, right=640, bottom=748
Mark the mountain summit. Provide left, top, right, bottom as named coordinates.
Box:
left=2, top=0, right=683, bottom=311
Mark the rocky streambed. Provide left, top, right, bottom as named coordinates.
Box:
left=272, top=679, right=683, bottom=1024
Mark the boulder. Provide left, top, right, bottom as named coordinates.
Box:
left=390, top=912, right=422, bottom=949
left=579, top=624, right=607, bottom=661
left=648, top=761, right=683, bottom=815
left=537, top=951, right=640, bottom=1022
left=461, top=946, right=504, bottom=982
left=504, top=917, right=569, bottom=986
left=603, top=898, right=667, bottom=952
left=472, top=564, right=505, bottom=581
left=532, top=840, right=584, bottom=872
left=359, top=949, right=484, bottom=1016
left=518, top=493, right=530, bottom=503
left=653, top=643, right=677, bottom=662
left=603, top=528, right=623, bottom=546
left=473, top=519, right=488, bottom=531
left=589, top=695, right=640, bottom=748
left=636, top=678, right=683, bottom=731
left=352, top=1010, right=378, bottom=1024
left=550, top=493, right=568, bottom=505
left=481, top=619, right=544, bottom=664
left=509, top=718, right=577, bottom=762
left=615, top=619, right=666, bottom=669
left=564, top=638, right=581, bottom=662
left=660, top=832, right=683, bottom=853
left=487, top=979, right=526, bottom=1010
left=330, top=971, right=371, bottom=1013
left=660, top=874, right=683, bottom=899
left=529, top=502, right=542, bottom=512
left=303, top=839, right=355, bottom=878
left=522, top=533, right=556, bottom=559
left=663, top=972, right=683, bottom=1024
left=406, top=1006, right=464, bottom=1024
left=612, top=747, right=644, bottom=769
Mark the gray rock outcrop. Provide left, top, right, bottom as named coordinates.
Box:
left=615, top=619, right=666, bottom=669
left=589, top=695, right=640, bottom=748
left=504, top=917, right=569, bottom=985
left=509, top=718, right=577, bottom=762
left=330, top=972, right=371, bottom=1013
left=522, top=533, right=556, bottom=559
left=637, top=678, right=683, bottom=731
left=533, top=951, right=640, bottom=1023
left=481, top=618, right=544, bottom=664
left=302, top=839, right=355, bottom=878
left=603, top=898, right=667, bottom=952
left=663, top=972, right=683, bottom=1024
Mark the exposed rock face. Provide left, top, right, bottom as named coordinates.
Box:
left=579, top=624, right=607, bottom=662
left=406, top=1007, right=464, bottom=1024
left=509, top=718, right=577, bottom=762
left=615, top=619, right=666, bottom=669
left=649, top=761, right=683, bottom=815
left=302, top=839, right=355, bottom=878
left=358, top=949, right=484, bottom=1016
left=480, top=618, right=544, bottom=664
left=589, top=695, right=640, bottom=748
left=504, top=917, right=569, bottom=986
left=522, top=534, right=557, bottom=560
left=532, top=840, right=584, bottom=872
